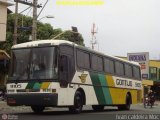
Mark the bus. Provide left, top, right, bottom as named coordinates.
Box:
left=6, top=40, right=142, bottom=113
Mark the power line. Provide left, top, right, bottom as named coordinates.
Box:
left=14, top=0, right=42, bottom=8
left=19, top=6, right=32, bottom=14
left=26, top=7, right=32, bottom=16
left=37, top=0, right=49, bottom=18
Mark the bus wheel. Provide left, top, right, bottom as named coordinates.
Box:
left=118, top=94, right=131, bottom=110
left=69, top=91, right=83, bottom=114
left=31, top=106, right=45, bottom=113
left=92, top=105, right=104, bottom=111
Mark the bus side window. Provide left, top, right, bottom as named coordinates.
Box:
left=59, top=55, right=69, bottom=87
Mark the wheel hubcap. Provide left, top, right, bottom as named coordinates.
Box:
left=75, top=94, right=82, bottom=110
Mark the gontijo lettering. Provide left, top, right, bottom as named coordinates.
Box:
left=116, top=79, right=132, bottom=87
left=115, top=79, right=142, bottom=89
left=135, top=82, right=141, bottom=87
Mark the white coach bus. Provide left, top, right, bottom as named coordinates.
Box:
left=6, top=40, right=142, bottom=113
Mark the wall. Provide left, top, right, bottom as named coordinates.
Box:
left=149, top=60, right=160, bottom=67
left=0, top=0, right=9, bottom=42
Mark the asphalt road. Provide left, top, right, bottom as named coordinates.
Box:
left=1, top=102, right=160, bottom=120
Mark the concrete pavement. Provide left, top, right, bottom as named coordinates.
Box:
left=0, top=101, right=31, bottom=114
left=1, top=100, right=160, bottom=114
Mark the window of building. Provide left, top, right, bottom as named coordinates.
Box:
left=149, top=67, right=157, bottom=80
left=159, top=68, right=160, bottom=80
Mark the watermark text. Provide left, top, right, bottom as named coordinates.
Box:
left=56, top=0, right=105, bottom=6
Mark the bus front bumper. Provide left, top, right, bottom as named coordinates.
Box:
left=6, top=93, right=58, bottom=106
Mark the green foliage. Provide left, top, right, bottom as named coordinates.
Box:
left=51, top=30, right=84, bottom=46
left=37, top=23, right=54, bottom=40
left=50, top=28, right=63, bottom=39
left=0, top=14, right=85, bottom=76
left=0, top=14, right=54, bottom=53
left=0, top=14, right=85, bottom=54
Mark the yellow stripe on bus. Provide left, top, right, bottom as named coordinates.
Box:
left=106, top=75, right=115, bottom=87
left=41, top=82, right=51, bottom=89
left=105, top=75, right=139, bottom=104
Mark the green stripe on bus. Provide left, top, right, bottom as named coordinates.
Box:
left=90, top=72, right=113, bottom=105
left=33, top=82, right=41, bottom=89
left=90, top=72, right=106, bottom=104
left=98, top=74, right=112, bottom=104
left=25, top=82, right=35, bottom=89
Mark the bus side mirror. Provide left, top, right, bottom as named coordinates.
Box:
left=59, top=55, right=69, bottom=87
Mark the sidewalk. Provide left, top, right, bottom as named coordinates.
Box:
left=0, top=101, right=7, bottom=108
left=154, top=101, right=160, bottom=106
left=0, top=101, right=31, bottom=114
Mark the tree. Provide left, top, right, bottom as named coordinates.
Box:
left=0, top=14, right=54, bottom=53
left=50, top=28, right=63, bottom=39
left=0, top=14, right=85, bottom=54
left=37, top=22, right=54, bottom=40
left=50, top=29, right=84, bottom=46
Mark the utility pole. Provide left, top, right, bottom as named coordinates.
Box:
left=13, top=1, right=18, bottom=45
left=32, top=0, right=38, bottom=41
left=14, top=0, right=42, bottom=42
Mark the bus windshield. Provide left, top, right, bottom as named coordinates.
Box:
left=9, top=47, right=58, bottom=81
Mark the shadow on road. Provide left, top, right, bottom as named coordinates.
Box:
left=14, top=108, right=120, bottom=116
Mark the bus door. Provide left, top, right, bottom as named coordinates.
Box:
left=59, top=45, right=75, bottom=88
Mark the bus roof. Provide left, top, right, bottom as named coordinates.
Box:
left=12, top=40, right=140, bottom=66
left=12, top=40, right=75, bottom=49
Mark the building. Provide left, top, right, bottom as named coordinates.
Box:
left=0, top=0, right=13, bottom=42
left=149, top=60, right=160, bottom=100
left=0, top=0, right=13, bottom=91
left=0, top=50, right=10, bottom=91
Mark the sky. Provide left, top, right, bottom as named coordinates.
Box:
left=8, top=0, right=160, bottom=59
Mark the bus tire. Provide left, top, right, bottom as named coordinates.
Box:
left=92, top=105, right=104, bottom=111
left=31, top=106, right=45, bottom=113
left=118, top=94, right=131, bottom=110
left=69, top=91, right=83, bottom=114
